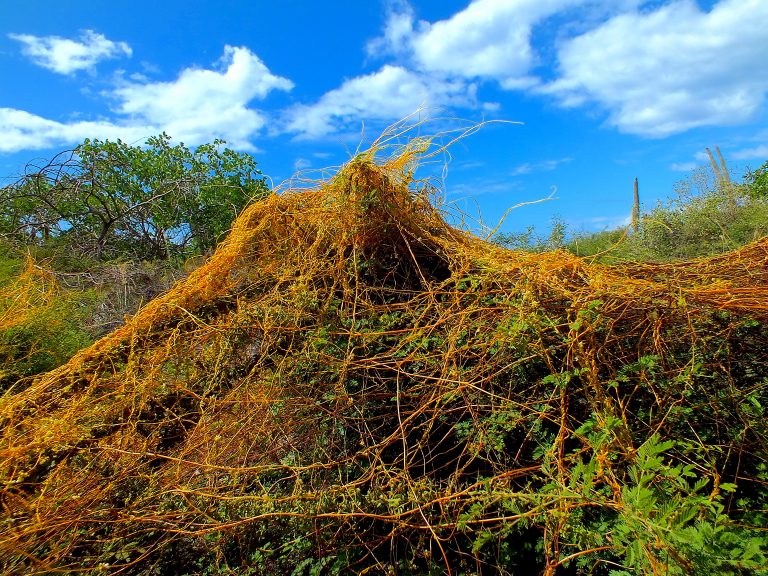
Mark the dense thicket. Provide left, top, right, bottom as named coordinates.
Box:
left=0, top=134, right=268, bottom=263
left=1, top=138, right=766, bottom=575
left=0, top=135, right=267, bottom=393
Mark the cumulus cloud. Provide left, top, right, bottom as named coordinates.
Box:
left=732, top=145, right=768, bottom=161
left=366, top=1, right=417, bottom=59
left=284, top=64, right=475, bottom=139
left=544, top=0, right=768, bottom=137
left=0, top=108, right=150, bottom=153
left=368, top=0, right=586, bottom=87
left=9, top=29, right=131, bottom=74
left=0, top=46, right=293, bottom=153
left=112, top=45, right=293, bottom=149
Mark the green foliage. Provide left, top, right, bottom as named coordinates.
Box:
left=0, top=293, right=96, bottom=384
left=497, top=161, right=768, bottom=262
left=0, top=242, right=22, bottom=285
left=621, top=178, right=767, bottom=261
left=579, top=162, right=768, bottom=261
left=0, top=135, right=267, bottom=386
left=575, top=435, right=766, bottom=575
left=0, top=134, right=269, bottom=262
left=2, top=145, right=768, bottom=575
left=0, top=244, right=187, bottom=392
left=495, top=216, right=569, bottom=253
left=0, top=254, right=98, bottom=391
left=745, top=160, right=768, bottom=200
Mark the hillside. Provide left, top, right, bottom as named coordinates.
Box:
left=1, top=139, right=767, bottom=575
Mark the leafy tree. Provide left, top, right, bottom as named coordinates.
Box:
left=746, top=160, right=768, bottom=200
left=0, top=134, right=268, bottom=261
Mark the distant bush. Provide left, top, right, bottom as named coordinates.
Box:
left=494, top=216, right=568, bottom=253
left=497, top=160, right=768, bottom=262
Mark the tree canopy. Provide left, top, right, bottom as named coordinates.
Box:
left=746, top=160, right=768, bottom=200
left=0, top=134, right=269, bottom=261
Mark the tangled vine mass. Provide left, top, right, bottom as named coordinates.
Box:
left=1, top=133, right=767, bottom=575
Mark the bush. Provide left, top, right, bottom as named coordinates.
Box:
left=495, top=161, right=768, bottom=262
left=0, top=134, right=269, bottom=263
left=0, top=134, right=268, bottom=388
left=0, top=254, right=98, bottom=392
left=1, top=142, right=766, bottom=574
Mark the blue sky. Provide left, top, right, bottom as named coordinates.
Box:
left=1, top=0, right=767, bottom=236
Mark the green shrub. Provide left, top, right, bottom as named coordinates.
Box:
left=0, top=134, right=269, bottom=262
left=500, top=161, right=768, bottom=263
left=0, top=256, right=99, bottom=392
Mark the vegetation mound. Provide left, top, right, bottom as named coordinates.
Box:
left=1, top=136, right=767, bottom=575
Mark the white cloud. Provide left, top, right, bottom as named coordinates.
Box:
left=9, top=29, right=131, bottom=74
left=670, top=161, right=698, bottom=172
left=366, top=1, right=417, bottom=59
left=112, top=45, right=293, bottom=149
left=0, top=108, right=150, bottom=153
left=446, top=176, right=522, bottom=198
left=274, top=0, right=768, bottom=143
left=284, top=65, right=475, bottom=139
left=545, top=0, right=768, bottom=137
left=368, top=0, right=586, bottom=87
left=510, top=157, right=572, bottom=176
left=0, top=46, right=293, bottom=153
left=732, top=145, right=768, bottom=161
